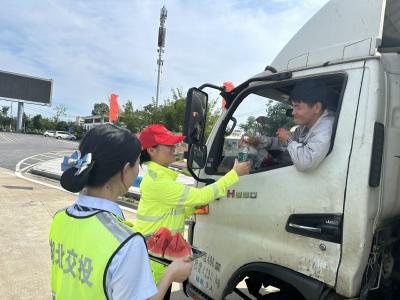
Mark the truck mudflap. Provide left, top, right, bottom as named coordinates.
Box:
left=186, top=282, right=213, bottom=300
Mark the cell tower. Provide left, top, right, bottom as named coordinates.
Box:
left=155, top=5, right=167, bottom=107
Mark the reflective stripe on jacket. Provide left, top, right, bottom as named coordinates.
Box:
left=135, top=161, right=239, bottom=282
left=49, top=210, right=138, bottom=299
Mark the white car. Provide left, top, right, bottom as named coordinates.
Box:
left=43, top=130, right=56, bottom=137
left=55, top=131, right=76, bottom=140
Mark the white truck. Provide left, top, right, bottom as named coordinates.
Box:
left=182, top=0, right=400, bottom=299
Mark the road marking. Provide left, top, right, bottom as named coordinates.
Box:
left=47, top=150, right=72, bottom=154
left=20, top=163, right=46, bottom=173
left=40, top=154, right=62, bottom=158
left=16, top=151, right=67, bottom=172
left=25, top=157, right=46, bottom=162
left=46, top=151, right=71, bottom=157
left=18, top=162, right=31, bottom=167
left=2, top=134, right=15, bottom=142
left=0, top=134, right=15, bottom=143
left=35, top=154, right=67, bottom=160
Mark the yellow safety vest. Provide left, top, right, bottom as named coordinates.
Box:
left=49, top=210, right=139, bottom=299
left=135, top=161, right=239, bottom=282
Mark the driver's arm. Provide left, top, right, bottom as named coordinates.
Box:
left=287, top=127, right=331, bottom=171
left=254, top=135, right=281, bottom=151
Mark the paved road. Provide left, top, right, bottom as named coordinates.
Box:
left=0, top=132, right=77, bottom=170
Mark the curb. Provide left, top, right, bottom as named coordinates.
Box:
left=30, top=168, right=61, bottom=181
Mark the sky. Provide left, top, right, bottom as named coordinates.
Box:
left=0, top=0, right=329, bottom=121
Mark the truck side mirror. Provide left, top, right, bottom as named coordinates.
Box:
left=187, top=144, right=207, bottom=169
left=183, top=88, right=208, bottom=145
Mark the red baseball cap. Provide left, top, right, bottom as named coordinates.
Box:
left=139, top=124, right=185, bottom=150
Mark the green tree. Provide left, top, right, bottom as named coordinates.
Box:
left=240, top=101, right=293, bottom=137
left=0, top=106, right=10, bottom=130
left=120, top=100, right=142, bottom=133
left=118, top=88, right=219, bottom=140
left=23, top=113, right=32, bottom=131
left=40, top=117, right=56, bottom=130
left=0, top=116, right=12, bottom=129
left=239, top=116, right=262, bottom=135
left=68, top=123, right=84, bottom=139
left=204, top=98, right=220, bottom=141
left=263, top=100, right=294, bottom=136
left=91, top=102, right=109, bottom=116
left=1, top=106, right=9, bottom=117
left=141, top=101, right=161, bottom=125
left=56, top=121, right=68, bottom=131
left=32, top=114, right=43, bottom=130
left=160, top=89, right=186, bottom=132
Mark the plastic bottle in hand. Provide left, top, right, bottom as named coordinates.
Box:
left=237, top=145, right=249, bottom=162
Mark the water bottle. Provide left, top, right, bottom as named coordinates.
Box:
left=237, top=145, right=249, bottom=162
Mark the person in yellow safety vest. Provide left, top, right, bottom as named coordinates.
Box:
left=50, top=124, right=192, bottom=300
left=136, top=124, right=251, bottom=299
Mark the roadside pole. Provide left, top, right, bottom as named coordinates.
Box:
left=16, top=102, right=23, bottom=132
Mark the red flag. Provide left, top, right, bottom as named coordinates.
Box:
left=222, top=82, right=234, bottom=111
left=109, top=94, right=119, bottom=122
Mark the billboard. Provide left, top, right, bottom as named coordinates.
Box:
left=0, top=70, right=52, bottom=105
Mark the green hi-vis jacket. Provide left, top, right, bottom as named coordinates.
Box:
left=49, top=209, right=139, bottom=299
left=135, top=161, right=239, bottom=282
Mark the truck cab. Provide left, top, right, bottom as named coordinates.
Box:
left=183, top=0, right=400, bottom=299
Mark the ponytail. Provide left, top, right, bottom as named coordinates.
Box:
left=60, top=161, right=95, bottom=193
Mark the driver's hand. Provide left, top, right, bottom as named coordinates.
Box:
left=276, top=128, right=292, bottom=144
left=240, top=135, right=257, bottom=146
left=232, top=159, right=251, bottom=176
